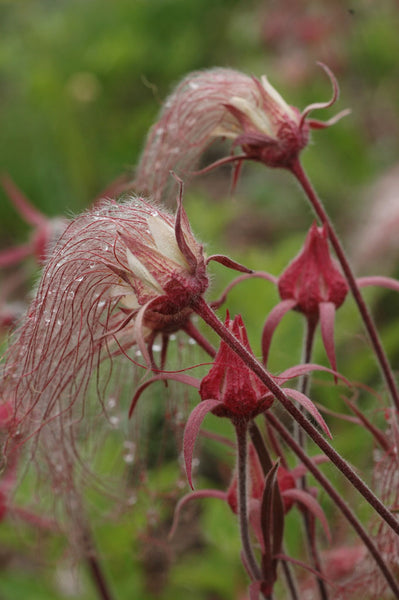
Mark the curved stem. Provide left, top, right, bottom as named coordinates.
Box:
left=290, top=159, right=399, bottom=411
left=192, top=297, right=399, bottom=538
left=235, top=419, right=262, bottom=582
left=266, top=411, right=399, bottom=599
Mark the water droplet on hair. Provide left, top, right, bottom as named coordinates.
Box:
left=76, top=276, right=84, bottom=282
left=107, top=397, right=117, bottom=409
left=151, top=210, right=159, bottom=217
left=109, top=416, right=120, bottom=427
left=135, top=350, right=142, bottom=357
left=123, top=453, right=135, bottom=464
left=169, top=334, right=176, bottom=342
left=127, top=494, right=137, bottom=506
left=188, top=81, right=199, bottom=90
left=188, top=338, right=196, bottom=345
left=152, top=344, right=161, bottom=352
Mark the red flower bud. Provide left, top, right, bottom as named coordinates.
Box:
left=199, top=314, right=272, bottom=420
left=278, top=223, right=348, bottom=318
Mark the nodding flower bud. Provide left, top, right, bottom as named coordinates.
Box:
left=212, top=73, right=309, bottom=168
left=199, top=314, right=272, bottom=420
left=278, top=223, right=348, bottom=318
left=135, top=65, right=349, bottom=201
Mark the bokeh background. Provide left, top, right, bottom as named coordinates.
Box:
left=1, top=1, right=399, bottom=598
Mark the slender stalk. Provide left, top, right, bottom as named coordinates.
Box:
left=266, top=412, right=399, bottom=599
left=192, top=297, right=399, bottom=537
left=235, top=418, right=262, bottom=582
left=296, top=316, right=317, bottom=447
left=249, top=422, right=300, bottom=600
left=87, top=555, right=115, bottom=600
left=183, top=319, right=216, bottom=357
left=83, top=531, right=115, bottom=600
left=297, top=317, right=329, bottom=600
left=290, top=159, right=399, bottom=411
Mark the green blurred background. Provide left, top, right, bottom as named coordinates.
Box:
left=1, top=1, right=399, bottom=598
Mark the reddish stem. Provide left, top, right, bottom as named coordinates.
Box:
left=266, top=411, right=399, bottom=599
left=298, top=317, right=329, bottom=600
left=235, top=418, right=262, bottom=582
left=290, top=159, right=399, bottom=411
left=192, top=297, right=399, bottom=538
left=183, top=319, right=216, bottom=357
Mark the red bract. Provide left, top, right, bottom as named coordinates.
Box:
left=135, top=65, right=349, bottom=201
left=199, top=314, right=272, bottom=420
left=262, top=223, right=348, bottom=372
left=278, top=222, right=348, bottom=316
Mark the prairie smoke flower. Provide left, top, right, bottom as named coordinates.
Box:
left=0, top=194, right=208, bottom=506
left=135, top=66, right=349, bottom=201
left=182, top=314, right=331, bottom=488
left=198, top=314, right=272, bottom=421
left=262, top=223, right=348, bottom=372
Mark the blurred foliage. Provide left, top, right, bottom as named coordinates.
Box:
left=1, top=0, right=399, bottom=599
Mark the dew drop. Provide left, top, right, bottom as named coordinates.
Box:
left=109, top=416, right=120, bottom=427
left=107, top=397, right=117, bottom=409
left=188, top=338, right=196, bottom=345
left=152, top=344, right=161, bottom=352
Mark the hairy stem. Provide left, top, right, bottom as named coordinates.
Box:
left=235, top=419, right=262, bottom=582
left=266, top=412, right=399, bottom=599
left=192, top=297, right=399, bottom=537
left=290, top=159, right=399, bottom=411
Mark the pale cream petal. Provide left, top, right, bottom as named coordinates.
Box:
left=228, top=96, right=274, bottom=136
left=147, top=215, right=188, bottom=268
left=110, top=284, right=140, bottom=309
left=260, top=75, right=297, bottom=120
left=126, top=248, right=163, bottom=293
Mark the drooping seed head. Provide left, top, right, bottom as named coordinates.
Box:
left=0, top=194, right=208, bottom=520
left=135, top=66, right=349, bottom=201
